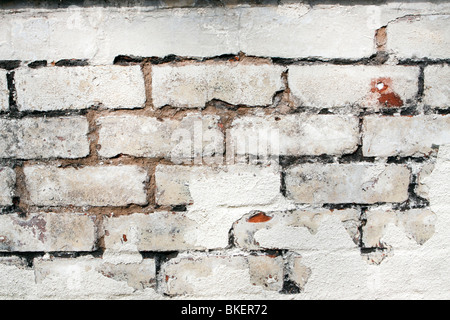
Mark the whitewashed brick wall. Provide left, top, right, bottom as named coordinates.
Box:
left=0, top=0, right=449, bottom=300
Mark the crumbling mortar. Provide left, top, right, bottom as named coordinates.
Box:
left=53, top=59, right=89, bottom=67
left=398, top=58, right=450, bottom=66
left=0, top=61, right=21, bottom=71
left=27, top=60, right=47, bottom=69
left=280, top=250, right=301, bottom=294
left=271, top=52, right=388, bottom=67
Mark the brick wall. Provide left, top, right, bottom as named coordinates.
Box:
left=0, top=0, right=450, bottom=300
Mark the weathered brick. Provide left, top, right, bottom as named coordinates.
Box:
left=155, top=165, right=194, bottom=206
left=103, top=212, right=201, bottom=252
left=0, top=212, right=97, bottom=252
left=0, top=117, right=89, bottom=159
left=155, top=164, right=281, bottom=207
left=98, top=259, right=157, bottom=291
left=288, top=65, right=419, bottom=108
left=0, top=8, right=241, bottom=64
left=33, top=256, right=157, bottom=297
left=240, top=5, right=377, bottom=59
left=362, top=208, right=437, bottom=248
left=285, top=163, right=410, bottom=204
left=386, top=15, right=450, bottom=60
left=233, top=209, right=360, bottom=250
left=285, top=253, right=311, bottom=291
left=0, top=167, right=15, bottom=206
left=15, top=66, right=146, bottom=111
left=24, top=165, right=148, bottom=206
left=362, top=115, right=450, bottom=157
left=423, top=65, right=450, bottom=108
left=151, top=62, right=285, bottom=108
left=229, top=114, right=359, bottom=157
left=416, top=162, right=436, bottom=200
left=0, top=70, right=8, bottom=111
left=97, top=114, right=223, bottom=162
left=161, top=253, right=284, bottom=296
left=155, top=163, right=288, bottom=250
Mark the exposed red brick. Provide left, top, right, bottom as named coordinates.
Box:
left=371, top=77, right=403, bottom=107
left=247, top=212, right=272, bottom=223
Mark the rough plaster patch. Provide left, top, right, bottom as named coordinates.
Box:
left=233, top=209, right=360, bottom=250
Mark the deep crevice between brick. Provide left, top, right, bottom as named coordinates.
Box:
left=54, top=59, right=89, bottom=67
left=148, top=251, right=179, bottom=292
left=0, top=61, right=21, bottom=71
left=271, top=52, right=389, bottom=66
left=27, top=60, right=47, bottom=69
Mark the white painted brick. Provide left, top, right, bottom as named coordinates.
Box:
left=288, top=65, right=419, bottom=108
left=152, top=62, right=285, bottom=108
left=240, top=5, right=376, bottom=59
left=0, top=70, right=8, bottom=111
left=103, top=8, right=241, bottom=62
left=155, top=164, right=281, bottom=207
left=362, top=208, right=437, bottom=249
left=229, top=114, right=359, bottom=156
left=155, top=165, right=194, bottom=206
left=0, top=117, right=89, bottom=159
left=0, top=255, right=159, bottom=299
left=0, top=212, right=97, bottom=252
left=285, top=163, right=410, bottom=204
left=233, top=209, right=360, bottom=250
left=155, top=163, right=290, bottom=250
left=0, top=10, right=103, bottom=63
left=362, top=115, right=450, bottom=157
left=24, top=165, right=148, bottom=206
left=103, top=212, right=201, bottom=252
left=416, top=162, right=436, bottom=200
left=386, top=15, right=450, bottom=60
left=423, top=65, right=450, bottom=108
left=188, top=163, right=283, bottom=209
left=1, top=5, right=449, bottom=65
left=15, top=66, right=145, bottom=111
left=33, top=256, right=158, bottom=297
left=285, top=254, right=311, bottom=291
left=97, top=114, right=223, bottom=162
left=161, top=253, right=284, bottom=296
left=0, top=167, right=15, bottom=206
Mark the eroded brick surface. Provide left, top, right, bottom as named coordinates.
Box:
left=152, top=62, right=285, bottom=108
left=0, top=117, right=89, bottom=159
left=24, top=165, right=148, bottom=206
left=362, top=209, right=437, bottom=248
left=229, top=114, right=359, bottom=156
left=423, top=65, right=450, bottom=108
left=155, top=164, right=282, bottom=207
left=362, top=115, right=450, bottom=157
left=97, top=114, right=223, bottom=161
left=0, top=167, right=15, bottom=206
left=233, top=209, right=360, bottom=250
left=33, top=256, right=158, bottom=298
left=288, top=65, right=419, bottom=109
left=386, top=15, right=450, bottom=60
left=285, top=164, right=410, bottom=204
left=0, top=212, right=97, bottom=252
left=0, top=70, right=8, bottom=111
left=15, top=66, right=146, bottom=111
left=103, top=212, right=201, bottom=251
left=161, top=253, right=284, bottom=296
